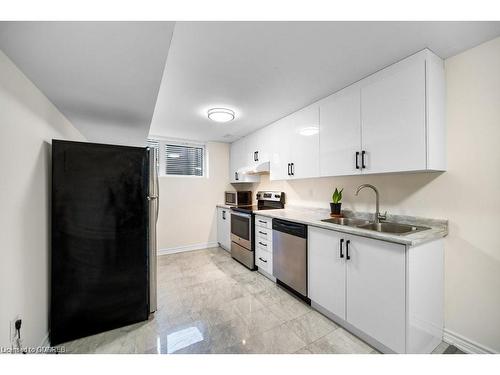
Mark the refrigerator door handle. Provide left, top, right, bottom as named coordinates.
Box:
left=155, top=160, right=159, bottom=223
left=148, top=147, right=158, bottom=314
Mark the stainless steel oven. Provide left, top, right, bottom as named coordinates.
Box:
left=225, top=190, right=252, bottom=206
left=229, top=191, right=285, bottom=271
left=231, top=211, right=252, bottom=250
left=230, top=211, right=254, bottom=269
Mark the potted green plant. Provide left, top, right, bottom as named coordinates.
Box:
left=330, top=188, right=343, bottom=216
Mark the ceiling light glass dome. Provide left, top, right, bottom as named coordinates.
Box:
left=207, top=108, right=235, bottom=123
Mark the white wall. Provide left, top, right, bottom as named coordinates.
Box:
left=0, top=50, right=85, bottom=348
left=157, top=142, right=232, bottom=252
left=240, top=37, right=500, bottom=353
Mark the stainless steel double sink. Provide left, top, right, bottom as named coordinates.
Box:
left=320, top=217, right=430, bottom=235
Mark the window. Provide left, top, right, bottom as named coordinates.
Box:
left=165, top=143, right=204, bottom=176
left=146, top=138, right=206, bottom=177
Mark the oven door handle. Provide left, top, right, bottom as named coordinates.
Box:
left=230, top=211, right=252, bottom=219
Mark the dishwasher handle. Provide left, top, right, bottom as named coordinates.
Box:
left=272, top=218, right=307, bottom=238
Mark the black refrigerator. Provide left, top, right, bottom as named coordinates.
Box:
left=50, top=140, right=159, bottom=346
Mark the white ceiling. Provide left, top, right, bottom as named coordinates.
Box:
left=149, top=21, right=500, bottom=143
left=0, top=21, right=175, bottom=146
left=1, top=21, right=500, bottom=146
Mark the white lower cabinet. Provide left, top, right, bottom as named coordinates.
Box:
left=216, top=207, right=231, bottom=251
left=308, top=226, right=443, bottom=354
left=255, top=215, right=275, bottom=280
left=308, top=227, right=346, bottom=319
left=255, top=247, right=272, bottom=275
left=345, top=235, right=406, bottom=353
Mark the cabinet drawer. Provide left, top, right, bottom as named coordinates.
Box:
left=256, top=238, right=272, bottom=252
left=256, top=226, right=272, bottom=241
left=256, top=247, right=272, bottom=274
left=255, top=215, right=272, bottom=229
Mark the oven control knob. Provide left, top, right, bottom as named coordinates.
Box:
left=275, top=194, right=280, bottom=198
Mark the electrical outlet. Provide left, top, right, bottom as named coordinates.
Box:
left=9, top=315, right=21, bottom=346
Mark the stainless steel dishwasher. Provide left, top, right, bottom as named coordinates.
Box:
left=272, top=218, right=308, bottom=299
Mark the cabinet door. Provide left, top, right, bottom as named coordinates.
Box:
left=217, top=208, right=225, bottom=248
left=269, top=118, right=290, bottom=181
left=308, top=227, right=346, bottom=320
left=319, top=85, right=361, bottom=176
left=245, top=132, right=259, bottom=167
left=217, top=208, right=231, bottom=251
left=288, top=104, right=320, bottom=179
left=255, top=125, right=272, bottom=164
left=221, top=209, right=231, bottom=251
left=229, top=138, right=259, bottom=183
left=230, top=138, right=246, bottom=182
left=361, top=55, right=426, bottom=174
left=346, top=235, right=406, bottom=353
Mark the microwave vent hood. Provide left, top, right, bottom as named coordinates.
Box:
left=242, top=161, right=270, bottom=175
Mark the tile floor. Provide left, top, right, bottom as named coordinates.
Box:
left=58, top=247, right=458, bottom=354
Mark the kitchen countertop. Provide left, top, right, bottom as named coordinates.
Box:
left=253, top=206, right=448, bottom=246
left=216, top=203, right=233, bottom=209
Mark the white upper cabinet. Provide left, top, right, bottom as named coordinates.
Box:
left=255, top=125, right=273, bottom=164
left=229, top=138, right=259, bottom=183
left=270, top=104, right=319, bottom=180
left=319, top=84, right=361, bottom=176
left=229, top=137, right=246, bottom=182
left=286, top=104, right=320, bottom=179
left=269, top=118, right=290, bottom=181
left=245, top=132, right=260, bottom=167
left=230, top=49, right=445, bottom=180
left=361, top=52, right=427, bottom=174
left=245, top=126, right=273, bottom=167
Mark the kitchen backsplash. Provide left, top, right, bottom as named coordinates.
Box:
left=234, top=171, right=448, bottom=220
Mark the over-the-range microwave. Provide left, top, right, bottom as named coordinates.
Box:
left=225, top=191, right=252, bottom=206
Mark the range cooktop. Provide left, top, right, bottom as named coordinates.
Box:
left=230, top=205, right=279, bottom=214
left=230, top=191, right=285, bottom=214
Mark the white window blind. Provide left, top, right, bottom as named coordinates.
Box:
left=165, top=143, right=204, bottom=176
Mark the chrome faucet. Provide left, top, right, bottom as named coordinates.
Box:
left=355, top=184, right=387, bottom=223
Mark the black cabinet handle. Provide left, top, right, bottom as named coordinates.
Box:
left=258, top=231, right=267, bottom=235
left=339, top=238, right=344, bottom=258
left=361, top=150, right=366, bottom=169
left=258, top=220, right=267, bottom=224
left=222, top=210, right=226, bottom=220
left=355, top=151, right=360, bottom=169
left=287, top=163, right=291, bottom=176
left=254, top=151, right=259, bottom=162
left=235, top=172, right=239, bottom=181
left=258, top=257, right=267, bottom=263
left=346, top=240, right=351, bottom=260
left=258, top=241, right=267, bottom=247
left=291, top=163, right=295, bottom=175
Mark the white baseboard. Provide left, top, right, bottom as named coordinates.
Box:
left=158, top=241, right=219, bottom=256
left=443, top=328, right=497, bottom=354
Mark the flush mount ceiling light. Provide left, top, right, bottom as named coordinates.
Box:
left=207, top=108, right=235, bottom=123
left=299, top=126, right=319, bottom=136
